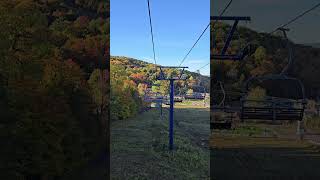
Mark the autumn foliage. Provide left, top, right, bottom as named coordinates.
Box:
left=0, top=0, right=109, bottom=179
left=110, top=56, right=210, bottom=121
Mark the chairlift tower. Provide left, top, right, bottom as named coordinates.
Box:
left=211, top=16, right=251, bottom=60
left=157, top=66, right=188, bottom=150
left=211, top=16, right=251, bottom=130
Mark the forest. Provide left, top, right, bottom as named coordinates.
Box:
left=211, top=22, right=320, bottom=104
left=0, top=0, right=109, bottom=179
left=110, top=56, right=210, bottom=121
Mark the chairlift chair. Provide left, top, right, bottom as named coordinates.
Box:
left=192, top=85, right=206, bottom=100
left=240, top=28, right=307, bottom=122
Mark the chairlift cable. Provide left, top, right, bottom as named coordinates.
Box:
left=211, top=0, right=233, bottom=30
left=269, top=2, right=320, bottom=34
left=185, top=0, right=233, bottom=73
left=212, top=1, right=320, bottom=64
left=196, top=62, right=210, bottom=72
left=147, top=0, right=158, bottom=70
left=244, top=2, right=320, bottom=73
left=266, top=2, right=320, bottom=75
left=178, top=0, right=233, bottom=67
left=177, top=24, right=210, bottom=67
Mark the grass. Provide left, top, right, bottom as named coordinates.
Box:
left=214, top=124, right=273, bottom=137
left=305, top=115, right=320, bottom=130
left=211, top=121, right=320, bottom=180
left=111, top=102, right=210, bottom=179
left=178, top=99, right=208, bottom=108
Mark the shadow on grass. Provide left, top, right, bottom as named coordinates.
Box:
left=62, top=148, right=109, bottom=180
left=211, top=145, right=320, bottom=180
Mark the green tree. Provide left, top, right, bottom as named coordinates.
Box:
left=254, top=46, right=267, bottom=65
left=187, top=89, right=194, bottom=95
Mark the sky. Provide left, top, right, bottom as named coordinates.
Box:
left=211, top=0, right=320, bottom=44
left=111, top=0, right=210, bottom=76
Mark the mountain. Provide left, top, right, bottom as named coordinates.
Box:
left=211, top=22, right=320, bottom=99
left=111, top=56, right=210, bottom=92
left=110, top=56, right=210, bottom=121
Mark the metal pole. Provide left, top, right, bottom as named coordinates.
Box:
left=221, top=20, right=239, bottom=55
left=169, top=79, right=174, bottom=150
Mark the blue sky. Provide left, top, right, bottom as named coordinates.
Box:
left=212, top=0, right=320, bottom=44
left=111, top=0, right=210, bottom=76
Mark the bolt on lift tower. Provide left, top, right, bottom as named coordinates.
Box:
left=157, top=66, right=188, bottom=150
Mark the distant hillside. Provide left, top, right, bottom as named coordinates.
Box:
left=211, top=22, right=320, bottom=99
left=110, top=56, right=210, bottom=121
left=111, top=56, right=210, bottom=93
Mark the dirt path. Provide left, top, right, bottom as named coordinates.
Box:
left=111, top=104, right=210, bottom=179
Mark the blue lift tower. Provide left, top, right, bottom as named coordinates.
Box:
left=157, top=66, right=188, bottom=150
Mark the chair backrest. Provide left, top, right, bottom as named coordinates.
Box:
left=243, top=75, right=305, bottom=101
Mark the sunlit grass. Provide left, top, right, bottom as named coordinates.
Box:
left=111, top=103, right=210, bottom=179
